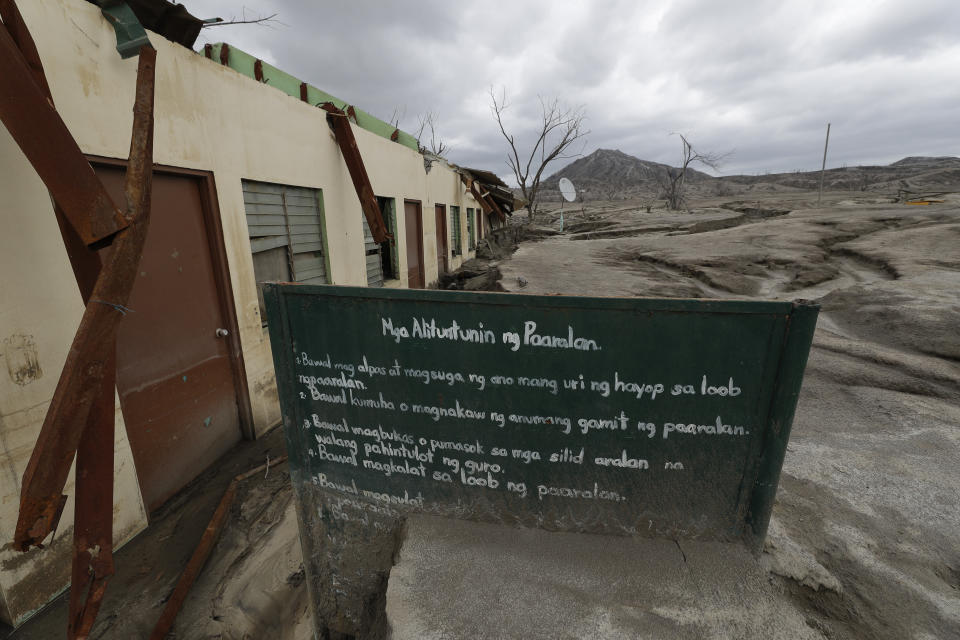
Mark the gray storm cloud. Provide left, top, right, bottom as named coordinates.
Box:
left=194, top=0, right=960, bottom=181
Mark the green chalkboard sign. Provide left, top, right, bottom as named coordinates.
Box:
left=264, top=284, right=817, bottom=636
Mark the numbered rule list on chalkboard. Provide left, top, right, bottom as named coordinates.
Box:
left=265, top=285, right=817, bottom=549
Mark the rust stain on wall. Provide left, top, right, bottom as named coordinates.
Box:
left=4, top=334, right=43, bottom=386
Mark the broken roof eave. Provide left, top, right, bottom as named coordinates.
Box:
left=86, top=0, right=204, bottom=48
left=459, top=166, right=510, bottom=190
left=457, top=169, right=514, bottom=215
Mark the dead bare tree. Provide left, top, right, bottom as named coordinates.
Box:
left=202, top=9, right=282, bottom=29
left=415, top=111, right=449, bottom=156
left=660, top=133, right=729, bottom=210
left=490, top=87, right=588, bottom=220
left=388, top=105, right=407, bottom=129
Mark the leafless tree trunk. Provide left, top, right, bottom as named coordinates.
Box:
left=490, top=87, right=588, bottom=221
left=202, top=10, right=282, bottom=28
left=415, top=111, right=448, bottom=156
left=660, top=133, right=728, bottom=210
left=388, top=105, right=407, bottom=129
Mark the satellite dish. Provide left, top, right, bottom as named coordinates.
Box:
left=559, top=177, right=577, bottom=202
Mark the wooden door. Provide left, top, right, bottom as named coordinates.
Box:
left=476, top=208, right=483, bottom=242
left=95, top=164, right=243, bottom=511
left=404, top=200, right=425, bottom=289
left=435, top=204, right=448, bottom=275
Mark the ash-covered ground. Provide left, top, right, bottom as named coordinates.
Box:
left=480, top=191, right=960, bottom=639
left=8, top=190, right=959, bottom=640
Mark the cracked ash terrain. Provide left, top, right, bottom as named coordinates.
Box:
left=478, top=191, right=960, bottom=640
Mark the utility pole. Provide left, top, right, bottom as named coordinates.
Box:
left=817, top=123, right=831, bottom=206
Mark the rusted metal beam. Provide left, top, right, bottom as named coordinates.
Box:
left=53, top=199, right=117, bottom=640
left=218, top=41, right=229, bottom=65
left=149, top=456, right=288, bottom=640
left=150, top=480, right=236, bottom=640
left=484, top=189, right=507, bottom=222
left=463, top=175, right=491, bottom=215
left=203, top=42, right=212, bottom=58
left=253, top=58, right=264, bottom=81
left=477, top=183, right=507, bottom=222
left=4, top=6, right=151, bottom=636
left=52, top=210, right=116, bottom=640
left=0, top=15, right=127, bottom=247
left=299, top=81, right=308, bottom=102
left=67, top=347, right=116, bottom=640
left=3, top=3, right=130, bottom=634
left=14, top=44, right=157, bottom=553
left=0, top=0, right=50, bottom=97
left=56, top=194, right=116, bottom=640
left=319, top=102, right=390, bottom=243
left=463, top=175, right=506, bottom=222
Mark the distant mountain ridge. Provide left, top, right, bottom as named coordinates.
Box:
left=539, top=149, right=713, bottom=201
left=538, top=149, right=960, bottom=201
left=889, top=156, right=960, bottom=167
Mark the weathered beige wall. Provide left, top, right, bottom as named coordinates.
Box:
left=0, top=0, right=481, bottom=624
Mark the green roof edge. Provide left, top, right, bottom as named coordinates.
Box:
left=207, top=43, right=420, bottom=153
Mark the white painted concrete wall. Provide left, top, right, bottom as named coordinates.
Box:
left=0, top=0, right=482, bottom=626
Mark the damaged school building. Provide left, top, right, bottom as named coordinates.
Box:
left=0, top=0, right=516, bottom=628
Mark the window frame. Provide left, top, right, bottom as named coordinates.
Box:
left=242, top=179, right=330, bottom=326
left=375, top=196, right=400, bottom=282
left=466, top=206, right=475, bottom=250
left=450, top=205, right=462, bottom=256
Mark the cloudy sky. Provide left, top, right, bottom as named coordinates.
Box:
left=193, top=0, right=959, bottom=182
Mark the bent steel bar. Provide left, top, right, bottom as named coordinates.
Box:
left=319, top=102, right=390, bottom=243
left=0, top=12, right=127, bottom=246
left=148, top=456, right=288, bottom=640
left=14, top=45, right=157, bottom=552
left=4, top=4, right=154, bottom=634
left=67, top=347, right=116, bottom=640
left=0, top=0, right=50, bottom=96
left=55, top=196, right=119, bottom=640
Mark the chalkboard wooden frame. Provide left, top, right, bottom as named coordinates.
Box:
left=264, top=284, right=818, bottom=636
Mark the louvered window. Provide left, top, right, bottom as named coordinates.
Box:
left=243, top=180, right=328, bottom=325
left=466, top=207, right=475, bottom=249
left=450, top=206, right=462, bottom=256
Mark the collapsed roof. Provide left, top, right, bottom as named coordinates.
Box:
left=458, top=167, right=518, bottom=214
